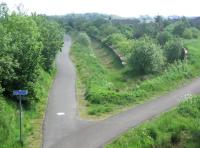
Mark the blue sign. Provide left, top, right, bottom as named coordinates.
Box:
left=13, top=90, right=28, bottom=96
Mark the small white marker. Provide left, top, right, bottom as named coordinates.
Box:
left=57, top=112, right=65, bottom=116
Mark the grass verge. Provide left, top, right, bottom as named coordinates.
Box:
left=0, top=68, right=56, bottom=148
left=106, top=96, right=200, bottom=148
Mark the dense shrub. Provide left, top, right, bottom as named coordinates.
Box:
left=33, top=15, right=64, bottom=71
left=157, top=31, right=172, bottom=45
left=164, top=39, right=184, bottom=63
left=129, top=37, right=164, bottom=75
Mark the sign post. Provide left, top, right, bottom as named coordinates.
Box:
left=13, top=90, right=28, bottom=146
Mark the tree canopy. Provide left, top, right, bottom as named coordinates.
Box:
left=0, top=6, right=64, bottom=103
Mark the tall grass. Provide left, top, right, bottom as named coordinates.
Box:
left=0, top=68, right=55, bottom=148
left=0, top=98, right=20, bottom=148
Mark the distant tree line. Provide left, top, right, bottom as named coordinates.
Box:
left=55, top=14, right=200, bottom=75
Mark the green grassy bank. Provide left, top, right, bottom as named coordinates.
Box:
left=0, top=68, right=55, bottom=148
left=71, top=33, right=200, bottom=119
left=106, top=96, right=200, bottom=148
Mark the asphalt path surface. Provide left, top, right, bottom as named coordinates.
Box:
left=43, top=35, right=200, bottom=148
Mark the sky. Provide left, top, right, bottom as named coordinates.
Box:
left=2, top=0, right=200, bottom=17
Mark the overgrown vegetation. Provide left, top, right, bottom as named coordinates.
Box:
left=65, top=14, right=200, bottom=147
left=129, top=37, right=164, bottom=74
left=106, top=96, right=200, bottom=148
left=64, top=13, right=200, bottom=119
left=71, top=32, right=198, bottom=117
left=0, top=3, right=64, bottom=147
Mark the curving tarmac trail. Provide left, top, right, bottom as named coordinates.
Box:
left=43, top=35, right=200, bottom=148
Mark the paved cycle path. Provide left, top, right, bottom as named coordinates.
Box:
left=43, top=35, right=200, bottom=148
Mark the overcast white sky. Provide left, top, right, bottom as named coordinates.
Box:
left=2, top=0, right=200, bottom=17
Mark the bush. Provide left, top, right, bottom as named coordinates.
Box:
left=77, top=32, right=91, bottom=47
left=157, top=31, right=172, bottom=45
left=164, top=39, right=184, bottom=63
left=129, top=37, right=164, bottom=75
left=182, top=28, right=193, bottom=39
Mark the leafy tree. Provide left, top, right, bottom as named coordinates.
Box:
left=129, top=37, right=164, bottom=74
left=155, top=15, right=164, bottom=32
left=164, top=39, right=183, bottom=63
left=134, top=22, right=158, bottom=38
left=117, top=24, right=134, bottom=39
left=0, top=3, right=64, bottom=103
left=99, top=23, right=119, bottom=38
left=157, top=31, right=173, bottom=45
left=32, top=15, right=64, bottom=71
left=86, top=25, right=99, bottom=37
left=0, top=2, right=8, bottom=19
left=0, top=23, right=18, bottom=94
left=5, top=14, right=42, bottom=95
left=173, top=18, right=190, bottom=36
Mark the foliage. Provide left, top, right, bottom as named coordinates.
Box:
left=173, top=18, right=190, bottom=36
left=99, top=23, right=119, bottom=38
left=5, top=14, right=42, bottom=96
left=157, top=31, right=172, bottom=45
left=164, top=39, right=184, bottom=63
left=77, top=32, right=91, bottom=47
left=106, top=96, right=200, bottom=148
left=71, top=33, right=195, bottom=117
left=0, top=97, right=20, bottom=148
left=182, top=27, right=200, bottom=39
left=184, top=38, right=200, bottom=70
left=0, top=68, right=55, bottom=148
left=0, top=5, right=64, bottom=147
left=86, top=87, right=134, bottom=105
left=0, top=11, right=63, bottom=102
left=133, top=22, right=158, bottom=38
left=129, top=37, right=164, bottom=74
left=104, top=33, right=134, bottom=58
left=32, top=15, right=64, bottom=71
